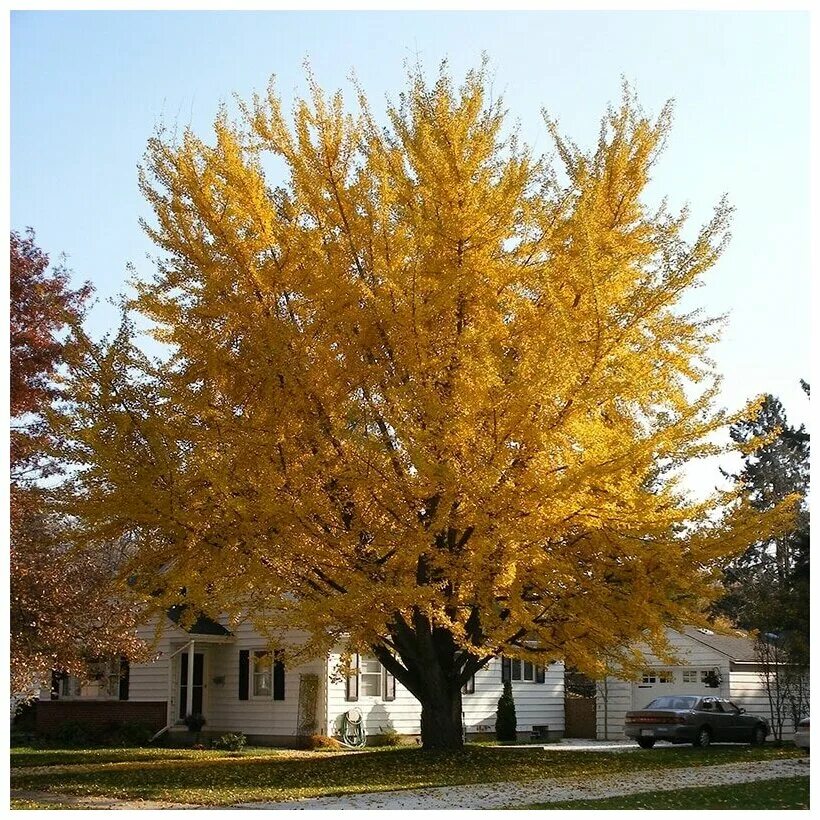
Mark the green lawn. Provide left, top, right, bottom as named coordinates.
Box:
left=9, top=743, right=804, bottom=807
left=527, top=775, right=809, bottom=810
left=11, top=800, right=86, bottom=811
left=11, top=745, right=286, bottom=770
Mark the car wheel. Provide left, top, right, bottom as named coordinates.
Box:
left=693, top=726, right=712, bottom=748
left=637, top=738, right=656, bottom=749
left=751, top=725, right=767, bottom=745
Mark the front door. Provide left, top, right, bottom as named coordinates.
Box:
left=178, top=653, right=205, bottom=720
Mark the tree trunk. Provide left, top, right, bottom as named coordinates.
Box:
left=372, top=611, right=486, bottom=751
left=419, top=686, right=464, bottom=750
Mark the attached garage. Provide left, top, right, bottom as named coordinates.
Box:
left=596, top=627, right=788, bottom=740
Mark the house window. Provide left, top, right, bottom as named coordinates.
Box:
left=682, top=670, right=699, bottom=683
left=359, top=655, right=383, bottom=697
left=344, top=654, right=396, bottom=702
left=240, top=649, right=284, bottom=700
left=60, top=676, right=82, bottom=698
left=58, top=659, right=121, bottom=700
left=502, top=657, right=547, bottom=683
left=252, top=651, right=272, bottom=696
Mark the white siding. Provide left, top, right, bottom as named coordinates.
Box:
left=729, top=666, right=805, bottom=735
left=464, top=660, right=565, bottom=737
left=128, top=622, right=174, bottom=704
left=596, top=629, right=730, bottom=739
left=199, top=623, right=323, bottom=738
left=326, top=649, right=421, bottom=736
left=124, top=619, right=323, bottom=738
left=326, top=653, right=564, bottom=738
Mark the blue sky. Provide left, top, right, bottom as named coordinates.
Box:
left=11, top=9, right=811, bottom=454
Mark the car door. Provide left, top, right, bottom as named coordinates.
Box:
left=712, top=698, right=738, bottom=742
left=700, top=697, right=731, bottom=740
left=723, top=700, right=752, bottom=741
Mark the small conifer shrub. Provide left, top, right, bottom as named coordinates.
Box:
left=495, top=681, right=517, bottom=742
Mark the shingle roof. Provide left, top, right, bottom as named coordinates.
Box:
left=682, top=627, right=757, bottom=662
left=167, top=605, right=232, bottom=636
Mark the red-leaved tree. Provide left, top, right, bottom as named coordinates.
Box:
left=10, top=230, right=145, bottom=700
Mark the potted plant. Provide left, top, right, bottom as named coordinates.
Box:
left=183, top=712, right=206, bottom=745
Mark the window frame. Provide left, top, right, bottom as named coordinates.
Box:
left=502, top=657, right=548, bottom=684
left=641, top=669, right=675, bottom=685
left=251, top=649, right=273, bottom=699
left=345, top=653, right=396, bottom=702
left=57, top=658, right=121, bottom=701
left=358, top=654, right=383, bottom=698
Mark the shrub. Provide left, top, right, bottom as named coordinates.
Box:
left=212, top=732, right=248, bottom=752
left=49, top=720, right=103, bottom=747
left=183, top=713, right=206, bottom=734
left=495, top=681, right=517, bottom=742
left=298, top=734, right=344, bottom=751
left=12, top=700, right=37, bottom=731
left=372, top=726, right=403, bottom=747
left=105, top=721, right=154, bottom=746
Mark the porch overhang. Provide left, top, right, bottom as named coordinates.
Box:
left=166, top=605, right=234, bottom=642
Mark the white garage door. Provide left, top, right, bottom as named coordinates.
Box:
left=632, top=668, right=718, bottom=709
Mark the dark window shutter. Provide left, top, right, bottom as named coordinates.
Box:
left=273, top=650, right=285, bottom=700
left=512, top=659, right=522, bottom=680
left=50, top=670, right=64, bottom=700
left=239, top=650, right=249, bottom=700
left=501, top=657, right=511, bottom=683
left=461, top=675, right=475, bottom=695
left=345, top=653, right=359, bottom=702
left=383, top=666, right=396, bottom=701
left=535, top=664, right=546, bottom=684
left=119, top=658, right=130, bottom=700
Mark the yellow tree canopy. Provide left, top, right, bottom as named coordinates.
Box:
left=53, top=65, right=792, bottom=684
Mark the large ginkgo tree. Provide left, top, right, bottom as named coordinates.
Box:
left=50, top=64, right=793, bottom=749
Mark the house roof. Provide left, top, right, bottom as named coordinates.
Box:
left=682, top=627, right=757, bottom=662
left=167, top=605, right=232, bottom=637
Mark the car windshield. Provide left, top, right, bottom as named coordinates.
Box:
left=644, top=696, right=698, bottom=710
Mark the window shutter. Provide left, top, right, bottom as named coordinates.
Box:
left=535, top=664, right=546, bottom=684
left=462, top=675, right=475, bottom=695
left=383, top=666, right=396, bottom=701
left=50, top=670, right=65, bottom=700
left=501, top=657, right=511, bottom=683
left=345, top=653, right=359, bottom=702
left=239, top=650, right=249, bottom=700
left=273, top=650, right=286, bottom=701
left=119, top=658, right=130, bottom=700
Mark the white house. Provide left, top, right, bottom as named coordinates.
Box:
left=595, top=626, right=799, bottom=740
left=37, top=609, right=565, bottom=744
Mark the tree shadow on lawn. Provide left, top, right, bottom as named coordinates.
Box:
left=9, top=744, right=804, bottom=806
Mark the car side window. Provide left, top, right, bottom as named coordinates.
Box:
left=724, top=700, right=741, bottom=714
left=712, top=700, right=726, bottom=713
left=700, top=699, right=713, bottom=711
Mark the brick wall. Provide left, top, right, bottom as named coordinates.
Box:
left=35, top=701, right=168, bottom=733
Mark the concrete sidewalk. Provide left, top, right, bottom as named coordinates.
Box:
left=234, top=757, right=809, bottom=810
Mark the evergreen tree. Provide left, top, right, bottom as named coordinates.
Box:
left=714, top=385, right=810, bottom=664
left=495, top=681, right=517, bottom=742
